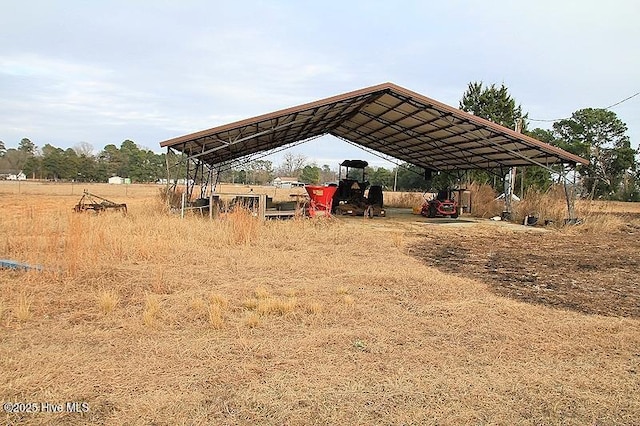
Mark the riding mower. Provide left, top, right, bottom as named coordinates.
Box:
left=420, top=188, right=460, bottom=218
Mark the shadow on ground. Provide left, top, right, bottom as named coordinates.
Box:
left=410, top=226, right=640, bottom=318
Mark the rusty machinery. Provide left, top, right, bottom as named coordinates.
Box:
left=73, top=190, right=127, bottom=214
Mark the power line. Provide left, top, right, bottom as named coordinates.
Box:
left=605, top=91, right=640, bottom=109
left=528, top=90, right=640, bottom=123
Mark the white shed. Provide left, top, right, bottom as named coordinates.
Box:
left=108, top=176, right=125, bottom=185
left=7, top=172, right=26, bottom=181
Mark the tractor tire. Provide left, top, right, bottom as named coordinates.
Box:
left=364, top=205, right=374, bottom=218
left=428, top=203, right=437, bottom=218
left=451, top=211, right=459, bottom=219
left=367, top=185, right=384, bottom=207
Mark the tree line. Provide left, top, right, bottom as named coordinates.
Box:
left=457, top=82, right=638, bottom=201
left=0, top=139, right=166, bottom=183
left=1, top=82, right=637, bottom=199
left=0, top=138, right=450, bottom=192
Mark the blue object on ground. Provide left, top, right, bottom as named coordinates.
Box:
left=0, top=259, right=43, bottom=272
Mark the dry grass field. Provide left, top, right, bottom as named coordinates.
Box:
left=1, top=181, right=639, bottom=425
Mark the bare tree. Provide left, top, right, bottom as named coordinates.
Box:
left=277, top=152, right=307, bottom=177
left=74, top=141, right=94, bottom=157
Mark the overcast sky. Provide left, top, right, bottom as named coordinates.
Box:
left=1, top=0, right=638, bottom=168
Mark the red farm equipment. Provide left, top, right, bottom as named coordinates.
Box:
left=305, top=185, right=338, bottom=217
left=420, top=188, right=460, bottom=218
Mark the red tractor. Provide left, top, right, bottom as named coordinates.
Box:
left=420, top=189, right=460, bottom=218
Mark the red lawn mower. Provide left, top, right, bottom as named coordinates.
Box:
left=420, top=189, right=460, bottom=218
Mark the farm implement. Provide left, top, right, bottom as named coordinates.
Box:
left=73, top=190, right=128, bottom=214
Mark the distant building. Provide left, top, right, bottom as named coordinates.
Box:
left=108, top=176, right=125, bottom=184
left=7, top=172, right=26, bottom=181
left=273, top=176, right=304, bottom=188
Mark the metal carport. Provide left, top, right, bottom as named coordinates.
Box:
left=160, top=82, right=587, bottom=217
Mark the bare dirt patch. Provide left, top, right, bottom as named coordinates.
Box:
left=411, top=223, right=640, bottom=318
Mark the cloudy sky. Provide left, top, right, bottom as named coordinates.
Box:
left=1, top=0, right=638, bottom=168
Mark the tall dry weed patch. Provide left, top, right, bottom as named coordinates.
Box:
left=569, top=210, right=628, bottom=234
left=14, top=292, right=32, bottom=322
left=97, top=289, right=120, bottom=315
left=514, top=185, right=568, bottom=226
left=150, top=268, right=172, bottom=294
left=209, top=293, right=229, bottom=309
left=240, top=285, right=298, bottom=318
left=0, top=203, right=268, bottom=280
left=143, top=294, right=160, bottom=327
left=228, top=208, right=261, bottom=245
left=385, top=192, right=424, bottom=208
left=242, top=311, right=260, bottom=328
left=158, top=186, right=183, bottom=209
left=207, top=303, right=224, bottom=329
left=514, top=186, right=633, bottom=233
left=468, top=182, right=502, bottom=218
left=470, top=183, right=633, bottom=234
left=256, top=297, right=298, bottom=316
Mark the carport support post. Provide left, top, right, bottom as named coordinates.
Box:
left=503, top=119, right=523, bottom=221
left=503, top=168, right=514, bottom=220
left=562, top=165, right=578, bottom=223
left=393, top=166, right=398, bottom=192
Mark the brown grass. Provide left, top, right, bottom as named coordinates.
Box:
left=242, top=311, right=260, bottom=328
left=468, top=182, right=503, bottom=218
left=97, top=289, right=119, bottom=315
left=207, top=293, right=228, bottom=329
left=209, top=293, right=229, bottom=309
left=142, top=294, right=160, bottom=327
left=255, top=297, right=297, bottom=316
left=384, top=191, right=424, bottom=208
left=304, top=301, right=322, bottom=315
left=510, top=184, right=634, bottom=233
left=207, top=303, right=224, bottom=329
left=1, top=181, right=639, bottom=425
left=466, top=182, right=636, bottom=234
left=14, top=292, right=32, bottom=322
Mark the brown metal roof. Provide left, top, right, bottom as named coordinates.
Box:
left=160, top=82, right=588, bottom=171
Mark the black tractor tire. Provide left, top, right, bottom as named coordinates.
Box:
left=451, top=210, right=459, bottom=219
left=364, top=205, right=374, bottom=218
left=368, top=185, right=384, bottom=207
left=428, top=203, right=437, bottom=218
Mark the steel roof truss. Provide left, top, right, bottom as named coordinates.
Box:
left=187, top=115, right=309, bottom=161
left=162, top=82, right=587, bottom=174
left=349, top=110, right=496, bottom=171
